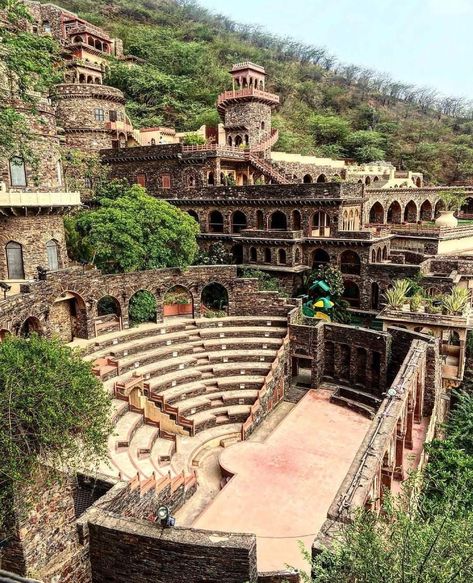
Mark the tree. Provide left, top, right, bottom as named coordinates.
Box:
left=129, top=290, right=157, bottom=325
left=310, top=114, right=351, bottom=145
left=70, top=184, right=199, bottom=273
left=438, top=189, right=467, bottom=212
left=343, top=130, right=386, bottom=163
left=0, top=334, right=112, bottom=527
left=194, top=242, right=232, bottom=265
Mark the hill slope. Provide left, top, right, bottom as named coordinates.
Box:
left=43, top=0, right=473, bottom=184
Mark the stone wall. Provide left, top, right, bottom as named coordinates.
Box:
left=224, top=101, right=272, bottom=149
left=87, top=512, right=258, bottom=583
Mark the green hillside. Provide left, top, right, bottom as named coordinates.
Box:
left=44, top=0, right=473, bottom=184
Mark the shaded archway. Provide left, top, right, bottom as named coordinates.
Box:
left=404, top=200, right=418, bottom=223
left=129, top=290, right=157, bottom=326
left=376, top=248, right=382, bottom=263
left=340, top=250, right=361, bottom=275
left=303, top=174, right=313, bottom=183
left=209, top=210, right=224, bottom=233
left=420, top=200, right=432, bottom=221
left=387, top=201, right=402, bottom=224
left=231, top=244, right=244, bottom=264
left=434, top=200, right=445, bottom=217
left=232, top=211, right=247, bottom=234
left=371, top=282, right=380, bottom=310
left=312, top=248, right=330, bottom=269
left=163, top=285, right=194, bottom=318
left=365, top=176, right=371, bottom=186
left=342, top=281, right=360, bottom=308
left=264, top=248, right=272, bottom=263
left=256, top=210, right=264, bottom=230
left=96, top=295, right=122, bottom=335
left=201, top=282, right=229, bottom=315
left=20, top=316, right=43, bottom=338
left=277, top=248, right=287, bottom=265
left=316, top=174, right=327, bottom=183
left=269, top=211, right=288, bottom=231
left=50, top=291, right=88, bottom=341
left=369, top=202, right=384, bottom=224
left=292, top=210, right=302, bottom=231
left=249, top=247, right=257, bottom=263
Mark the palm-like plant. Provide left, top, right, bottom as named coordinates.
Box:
left=442, top=287, right=470, bottom=315
left=384, top=279, right=412, bottom=310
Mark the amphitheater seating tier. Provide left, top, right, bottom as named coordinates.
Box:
left=82, top=316, right=287, bottom=482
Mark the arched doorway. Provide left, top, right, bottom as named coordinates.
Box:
left=256, top=210, right=264, bottom=230
left=129, top=290, right=157, bottom=326
left=312, top=248, right=330, bottom=269
left=404, top=200, right=418, bottom=223
left=96, top=296, right=122, bottom=335
left=303, top=174, right=313, bottom=183
left=277, top=248, right=287, bottom=265
left=209, top=210, right=224, bottom=233
left=201, top=283, right=229, bottom=316
left=231, top=244, right=244, bottom=264
left=292, top=210, right=302, bottom=231
left=163, top=285, right=194, bottom=318
left=269, top=211, right=288, bottom=231
left=420, top=200, right=432, bottom=221
left=343, top=281, right=360, bottom=307
left=50, top=291, right=88, bottom=341
left=387, top=201, right=402, bottom=224
left=369, top=202, right=384, bottom=224
left=20, top=316, right=43, bottom=338
left=6, top=241, right=25, bottom=279
left=232, top=211, right=247, bottom=233
left=316, top=174, right=327, bottom=183
left=340, top=250, right=361, bottom=275
left=249, top=247, right=257, bottom=263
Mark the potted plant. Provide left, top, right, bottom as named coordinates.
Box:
left=435, top=190, right=467, bottom=228
left=410, top=293, right=424, bottom=312
left=442, top=287, right=470, bottom=315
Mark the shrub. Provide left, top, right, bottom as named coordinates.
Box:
left=129, top=290, right=157, bottom=325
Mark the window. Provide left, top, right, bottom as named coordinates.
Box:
left=46, top=240, right=60, bottom=271
left=161, top=174, right=171, bottom=189
left=150, top=138, right=156, bottom=145
left=6, top=241, right=24, bottom=279
left=9, top=157, right=26, bottom=187
left=109, top=110, right=117, bottom=122
left=136, top=174, right=146, bottom=187
left=94, top=108, right=105, bottom=121
left=42, top=20, right=51, bottom=33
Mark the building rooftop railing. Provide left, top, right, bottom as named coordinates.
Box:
left=217, top=88, right=280, bottom=107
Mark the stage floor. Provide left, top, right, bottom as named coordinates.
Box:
left=193, top=389, right=371, bottom=572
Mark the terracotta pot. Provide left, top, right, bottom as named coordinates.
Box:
left=435, top=210, right=457, bottom=228
left=178, top=303, right=193, bottom=315
left=163, top=304, right=179, bottom=316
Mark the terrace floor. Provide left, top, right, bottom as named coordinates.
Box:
left=192, top=388, right=371, bottom=573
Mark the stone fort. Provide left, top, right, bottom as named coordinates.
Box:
left=1, top=2, right=473, bottom=582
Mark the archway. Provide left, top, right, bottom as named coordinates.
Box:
left=208, top=172, right=215, bottom=185
left=420, top=200, right=432, bottom=221
left=20, top=316, right=43, bottom=338
left=50, top=291, right=88, bottom=342
left=340, top=250, right=361, bottom=275
left=231, top=244, right=244, bottom=264
left=264, top=248, right=272, bottom=263
left=312, top=211, right=330, bottom=237
left=303, top=174, right=313, bottom=184
left=235, top=135, right=243, bottom=147
left=316, top=174, right=327, bottom=183
left=129, top=290, right=157, bottom=326
left=416, top=177, right=422, bottom=187
left=201, top=283, right=229, bottom=315
left=232, top=211, right=247, bottom=234
left=249, top=247, right=257, bottom=263
left=434, top=200, right=445, bottom=218
left=269, top=211, right=288, bottom=231
left=342, top=281, right=360, bottom=307
left=163, top=285, right=194, bottom=318
left=376, top=248, right=382, bottom=263
left=369, top=202, right=384, bottom=224
left=387, top=201, right=402, bottom=224
left=277, top=248, right=287, bottom=265
left=365, top=176, right=371, bottom=186
left=382, top=246, right=388, bottom=260
left=96, top=295, right=122, bottom=335
left=46, top=239, right=60, bottom=271
left=312, top=248, right=330, bottom=269
left=404, top=200, right=418, bottom=223
left=6, top=241, right=25, bottom=279
left=256, top=210, right=264, bottom=230
left=209, top=210, right=224, bottom=233
left=292, top=210, right=302, bottom=231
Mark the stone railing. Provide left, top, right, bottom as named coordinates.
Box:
left=217, top=88, right=280, bottom=107
left=0, top=190, right=81, bottom=207
left=239, top=229, right=303, bottom=240
left=65, top=21, right=112, bottom=41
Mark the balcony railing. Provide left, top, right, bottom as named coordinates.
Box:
left=0, top=190, right=81, bottom=207
left=217, top=88, right=280, bottom=106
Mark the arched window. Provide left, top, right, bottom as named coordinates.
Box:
left=369, top=202, right=384, bottom=224
left=208, top=172, right=215, bottom=185
left=256, top=210, right=264, bottom=230
left=270, top=211, right=288, bottom=231
left=420, top=200, right=432, bottom=221
left=404, top=200, right=418, bottom=223
left=376, top=248, right=382, bottom=263
left=387, top=201, right=402, bottom=224
left=365, top=176, right=371, bottom=186
left=250, top=247, right=257, bottom=262
left=150, top=138, right=156, bottom=145
left=342, top=281, right=360, bottom=307
left=187, top=175, right=196, bottom=188
left=261, top=121, right=265, bottom=130
left=292, top=210, right=302, bottom=231
left=382, top=246, right=388, bottom=260
left=312, top=211, right=330, bottom=237
left=340, top=250, right=361, bottom=275
left=312, top=248, right=330, bottom=269
left=232, top=211, right=247, bottom=233
left=235, top=135, right=243, bottom=147
left=46, top=240, right=60, bottom=271
left=6, top=241, right=25, bottom=279
left=244, top=134, right=249, bottom=146
left=316, top=174, right=327, bottom=183
left=303, top=174, right=313, bottom=184
left=209, top=210, right=224, bottom=233
left=9, top=157, right=26, bottom=187
left=277, top=249, right=287, bottom=265
left=264, top=248, right=272, bottom=263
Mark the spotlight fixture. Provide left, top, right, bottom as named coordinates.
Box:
left=157, top=505, right=175, bottom=527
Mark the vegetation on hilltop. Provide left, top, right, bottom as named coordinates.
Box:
left=37, top=0, right=473, bottom=184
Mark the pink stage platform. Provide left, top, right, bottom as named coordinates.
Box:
left=193, top=389, right=371, bottom=572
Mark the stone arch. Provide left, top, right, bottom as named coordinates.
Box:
left=277, top=248, right=287, bottom=265
left=235, top=135, right=243, bottom=147
left=50, top=290, right=88, bottom=341
left=232, top=210, right=247, bottom=233
left=434, top=200, right=445, bottom=217
left=371, top=249, right=376, bottom=263
left=79, top=73, right=86, bottom=84
left=382, top=246, right=388, bottom=260
left=6, top=240, right=25, bottom=279
left=365, top=176, right=371, bottom=186
left=303, top=174, right=313, bottom=184
left=292, top=210, right=302, bottom=231
left=256, top=209, right=264, bottom=230
left=404, top=200, right=418, bottom=223
left=342, top=280, right=360, bottom=307
left=419, top=200, right=433, bottom=221
left=312, top=248, right=330, bottom=269
left=269, top=210, right=288, bottom=231
left=387, top=201, right=402, bottom=224
left=264, top=248, right=272, bottom=263
left=249, top=247, right=257, bottom=262
left=128, top=289, right=158, bottom=325
left=207, top=172, right=215, bottom=185
left=373, top=176, right=379, bottom=183
left=201, top=282, right=229, bottom=314
left=376, top=248, right=382, bottom=263
left=316, top=174, right=327, bottom=183
left=19, top=316, right=43, bottom=338
left=312, top=211, right=330, bottom=236
left=209, top=210, right=224, bottom=233
left=87, top=75, right=93, bottom=84
left=369, top=202, right=384, bottom=224
left=340, top=250, right=361, bottom=275
left=163, top=284, right=194, bottom=318
left=97, top=295, right=121, bottom=318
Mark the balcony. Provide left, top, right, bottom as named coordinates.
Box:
left=0, top=190, right=81, bottom=212
left=239, top=229, right=303, bottom=240
left=217, top=88, right=280, bottom=114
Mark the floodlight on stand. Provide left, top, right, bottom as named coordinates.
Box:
left=157, top=505, right=175, bottom=527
